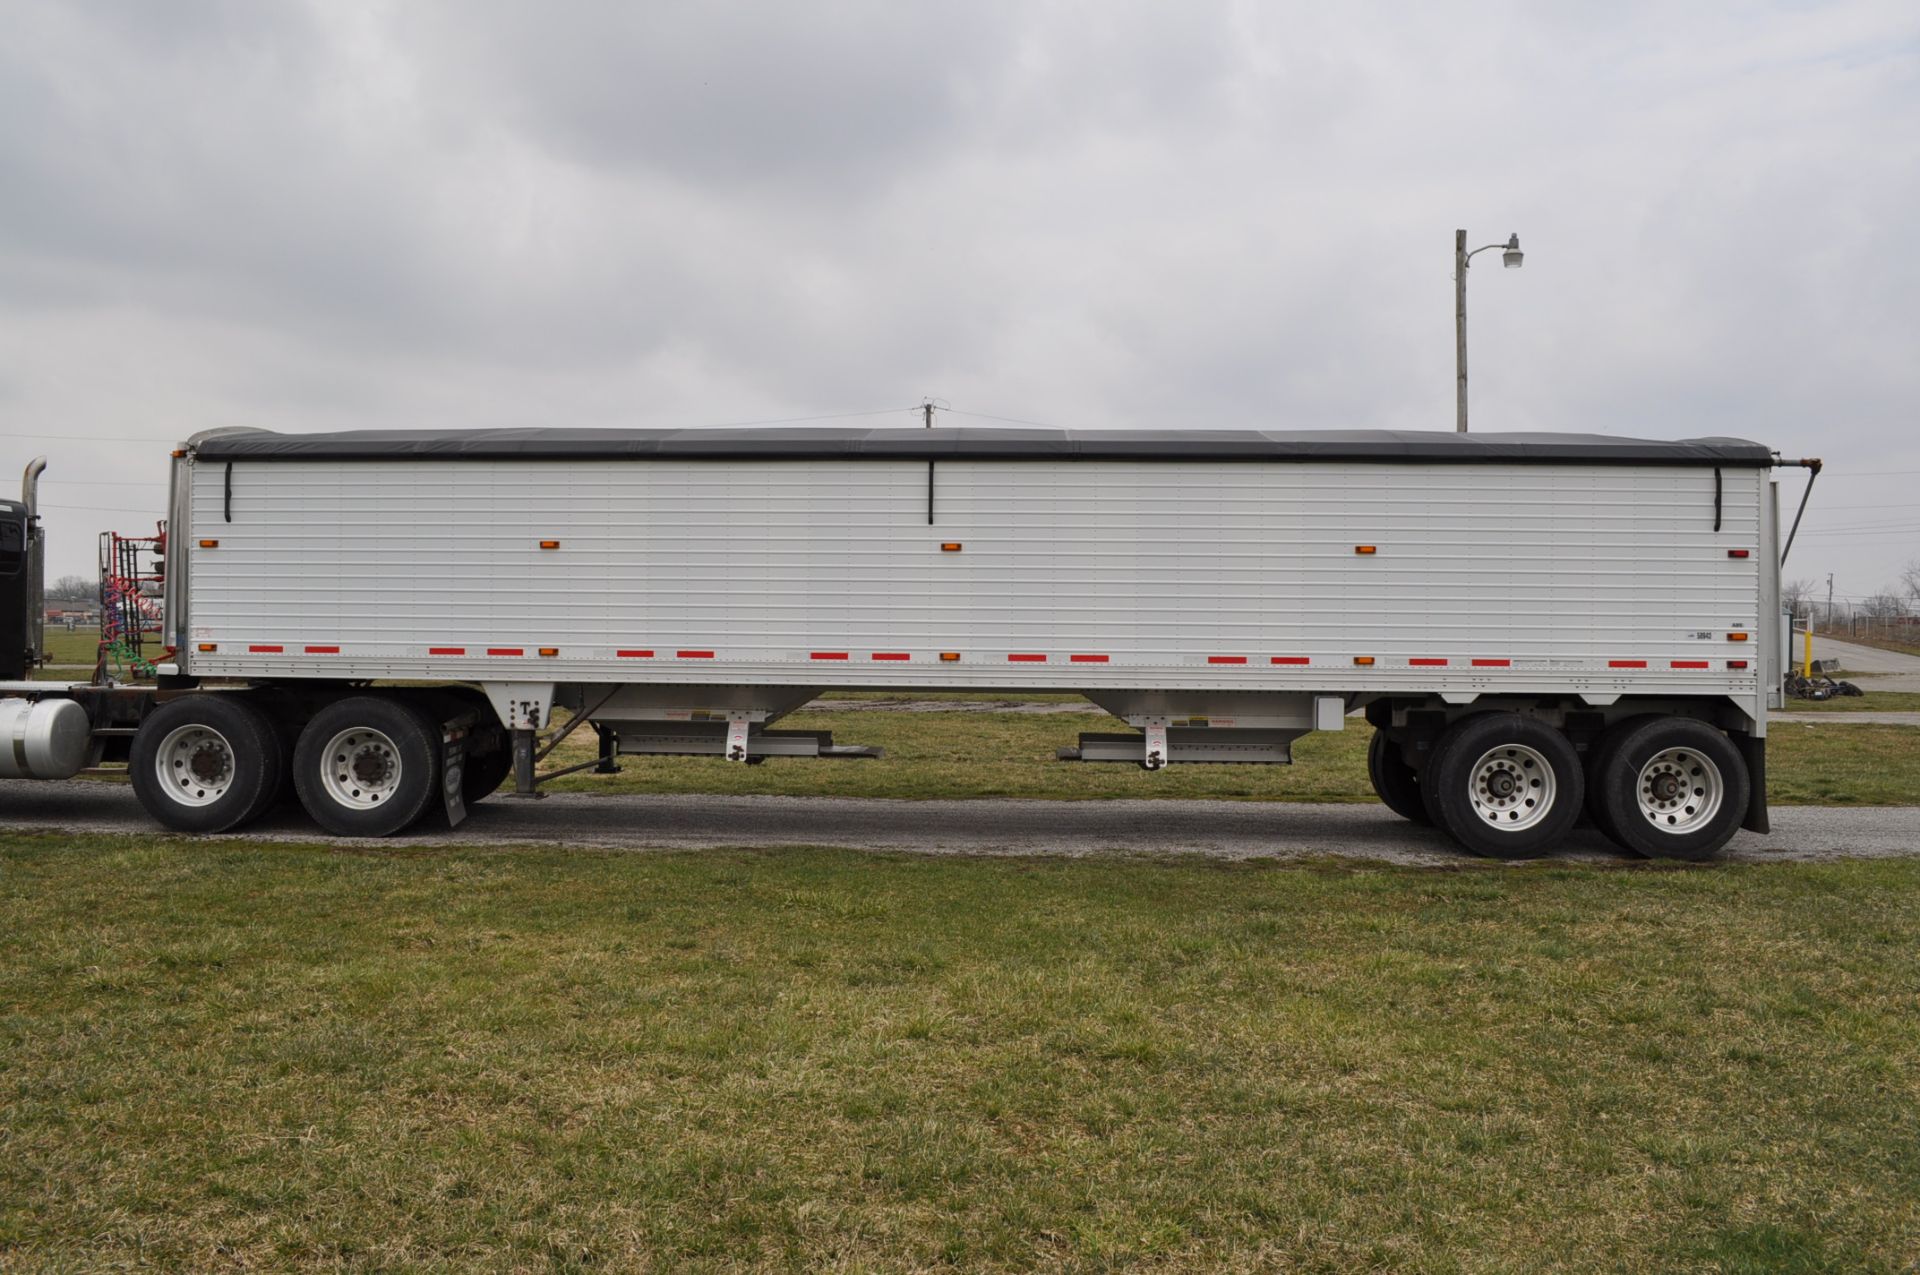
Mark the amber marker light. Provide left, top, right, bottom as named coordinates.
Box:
left=198, top=539, right=218, bottom=548
left=1355, top=545, right=1377, bottom=554
left=1728, top=632, right=1749, bottom=642
left=539, top=540, right=561, bottom=550
left=538, top=647, right=559, bottom=657
left=1354, top=656, right=1376, bottom=666
left=939, top=652, right=961, bottom=662
left=940, top=543, right=963, bottom=552
left=197, top=643, right=217, bottom=652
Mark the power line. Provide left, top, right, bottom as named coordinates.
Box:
left=2, top=406, right=928, bottom=447
left=689, top=406, right=923, bottom=428
left=0, top=433, right=176, bottom=444
left=40, top=478, right=168, bottom=488
left=34, top=502, right=164, bottom=517
left=945, top=407, right=1078, bottom=429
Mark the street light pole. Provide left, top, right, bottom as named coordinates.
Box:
left=1455, top=231, right=1469, bottom=433
left=1454, top=229, right=1524, bottom=433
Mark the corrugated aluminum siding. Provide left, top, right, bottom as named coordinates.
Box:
left=182, top=456, right=1764, bottom=694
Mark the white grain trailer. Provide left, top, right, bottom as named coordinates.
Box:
left=1, top=427, right=1804, bottom=859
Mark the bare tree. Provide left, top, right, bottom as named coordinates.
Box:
left=1861, top=591, right=1907, bottom=621
left=45, top=574, right=95, bottom=602
left=1782, top=577, right=1816, bottom=621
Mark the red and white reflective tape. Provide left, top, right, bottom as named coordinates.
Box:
left=209, top=645, right=1740, bottom=672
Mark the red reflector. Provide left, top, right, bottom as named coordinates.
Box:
left=1207, top=655, right=1247, bottom=665
left=1008, top=653, right=1047, bottom=662
left=1728, top=660, right=1749, bottom=669
left=1270, top=656, right=1310, bottom=665
left=1671, top=660, right=1710, bottom=669
left=677, top=650, right=715, bottom=659
left=428, top=647, right=465, bottom=656
left=616, top=649, right=653, bottom=658
left=487, top=647, right=523, bottom=657
left=1609, top=660, right=1647, bottom=669
left=871, top=652, right=911, bottom=661
left=304, top=645, right=339, bottom=655
left=811, top=652, right=849, bottom=661
left=1070, top=654, right=1109, bottom=663
left=1727, top=549, right=1750, bottom=558
left=1471, top=658, right=1510, bottom=668
left=248, top=644, right=282, bottom=654
left=1410, top=658, right=1448, bottom=667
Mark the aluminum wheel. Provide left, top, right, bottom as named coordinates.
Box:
left=1465, top=743, right=1557, bottom=830
left=1636, top=747, right=1724, bottom=834
left=318, top=727, right=404, bottom=810
left=155, top=723, right=236, bottom=807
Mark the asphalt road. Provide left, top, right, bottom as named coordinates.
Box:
left=1810, top=635, right=1920, bottom=675
left=3, top=780, right=1915, bottom=866
left=1804, top=635, right=1920, bottom=691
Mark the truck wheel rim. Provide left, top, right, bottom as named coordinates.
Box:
left=1466, top=743, right=1556, bottom=831
left=157, top=724, right=235, bottom=807
left=1636, top=748, right=1723, bottom=833
left=320, top=728, right=403, bottom=810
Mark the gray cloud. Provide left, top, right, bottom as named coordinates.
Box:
left=0, top=0, right=1915, bottom=598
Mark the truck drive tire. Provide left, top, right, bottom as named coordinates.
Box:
left=129, top=694, right=286, bottom=834
left=293, top=696, right=443, bottom=837
left=1424, top=714, right=1584, bottom=859
left=1367, top=731, right=1430, bottom=825
left=1592, top=718, right=1749, bottom=861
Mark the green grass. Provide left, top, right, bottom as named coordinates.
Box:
left=36, top=625, right=100, bottom=666
left=1781, top=690, right=1920, bottom=712
left=1763, top=721, right=1920, bottom=804
left=3, top=835, right=1919, bottom=1271
left=537, top=710, right=1920, bottom=806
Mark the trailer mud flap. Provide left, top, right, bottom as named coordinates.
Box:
left=442, top=727, right=469, bottom=828
left=1736, top=731, right=1768, bottom=834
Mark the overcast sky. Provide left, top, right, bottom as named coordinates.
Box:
left=2, top=0, right=1915, bottom=600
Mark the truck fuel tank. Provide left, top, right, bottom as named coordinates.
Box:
left=0, top=696, right=92, bottom=780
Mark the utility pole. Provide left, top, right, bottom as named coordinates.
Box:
left=1826, top=573, right=1835, bottom=631
left=923, top=399, right=935, bottom=429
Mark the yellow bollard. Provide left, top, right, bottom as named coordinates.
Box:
left=1803, top=624, right=1813, bottom=679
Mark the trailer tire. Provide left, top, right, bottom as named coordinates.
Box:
left=420, top=687, right=509, bottom=804
left=293, top=696, right=443, bottom=837
left=1425, top=714, right=1583, bottom=859
left=130, top=695, right=285, bottom=834
left=1593, top=718, right=1748, bottom=861
left=461, top=745, right=513, bottom=804
left=1583, top=716, right=1654, bottom=848
left=1367, top=731, right=1430, bottom=825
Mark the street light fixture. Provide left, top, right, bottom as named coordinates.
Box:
left=1455, top=229, right=1524, bottom=433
